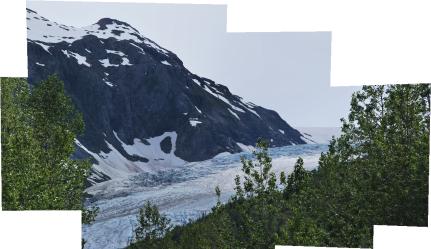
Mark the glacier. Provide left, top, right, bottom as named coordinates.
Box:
left=83, top=143, right=329, bottom=249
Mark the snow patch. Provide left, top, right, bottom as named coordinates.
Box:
left=106, top=49, right=125, bottom=56
left=35, top=62, right=45, bottom=66
left=114, top=131, right=185, bottom=170
left=246, top=102, right=257, bottom=108
left=279, top=129, right=285, bottom=134
left=76, top=131, right=186, bottom=183
left=99, top=58, right=118, bottom=67
left=103, top=79, right=114, bottom=87
left=236, top=142, right=254, bottom=153
left=189, top=118, right=202, bottom=127
left=237, top=102, right=261, bottom=118
left=75, top=139, right=143, bottom=181
left=101, top=50, right=132, bottom=66
left=121, top=57, right=132, bottom=66
left=192, top=79, right=200, bottom=85
left=161, top=60, right=172, bottom=66
left=62, top=50, right=91, bottom=67
left=32, top=41, right=51, bottom=54
left=247, top=108, right=261, bottom=118
left=130, top=43, right=145, bottom=54
left=230, top=104, right=245, bottom=113
left=228, top=109, right=240, bottom=120
left=27, top=9, right=146, bottom=44
left=143, top=39, right=169, bottom=55
left=200, top=84, right=246, bottom=114
left=195, top=106, right=202, bottom=114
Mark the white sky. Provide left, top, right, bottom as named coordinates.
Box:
left=27, top=1, right=359, bottom=127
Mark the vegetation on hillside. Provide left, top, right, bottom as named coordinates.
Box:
left=128, top=84, right=429, bottom=249
left=1, top=76, right=98, bottom=247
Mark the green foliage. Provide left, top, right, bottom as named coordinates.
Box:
left=213, top=185, right=222, bottom=211
left=283, top=84, right=430, bottom=247
left=127, top=84, right=429, bottom=249
left=129, top=139, right=290, bottom=249
left=1, top=76, right=95, bottom=213
left=284, top=157, right=308, bottom=197
left=82, top=206, right=100, bottom=248
left=1, top=77, right=39, bottom=210
left=82, top=206, right=100, bottom=225
left=234, top=138, right=279, bottom=199
left=132, top=201, right=172, bottom=244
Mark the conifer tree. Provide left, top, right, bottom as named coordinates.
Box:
left=284, top=157, right=308, bottom=197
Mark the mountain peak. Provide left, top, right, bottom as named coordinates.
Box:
left=27, top=9, right=307, bottom=185
left=95, top=18, right=139, bottom=32
left=26, top=8, right=147, bottom=45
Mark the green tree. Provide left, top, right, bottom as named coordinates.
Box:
left=234, top=138, right=279, bottom=199
left=1, top=75, right=95, bottom=214
left=133, top=201, right=172, bottom=243
left=126, top=84, right=429, bottom=249
left=27, top=74, right=90, bottom=209
left=82, top=206, right=100, bottom=248
left=284, top=84, right=430, bottom=247
left=212, top=185, right=222, bottom=212
left=1, top=77, right=39, bottom=210
left=232, top=139, right=287, bottom=248
left=284, top=157, right=308, bottom=197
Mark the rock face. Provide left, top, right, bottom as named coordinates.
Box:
left=26, top=8, right=307, bottom=185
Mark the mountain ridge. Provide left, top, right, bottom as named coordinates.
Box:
left=26, top=8, right=308, bottom=186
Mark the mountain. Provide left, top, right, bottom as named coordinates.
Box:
left=26, top=8, right=308, bottom=186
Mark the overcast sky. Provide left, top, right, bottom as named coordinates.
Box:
left=27, top=1, right=359, bottom=127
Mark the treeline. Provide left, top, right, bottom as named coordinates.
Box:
left=1, top=76, right=97, bottom=243
left=128, top=84, right=429, bottom=249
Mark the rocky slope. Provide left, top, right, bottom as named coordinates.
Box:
left=26, top=8, right=308, bottom=185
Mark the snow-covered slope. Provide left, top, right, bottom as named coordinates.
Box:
left=27, top=9, right=169, bottom=53
left=27, top=8, right=307, bottom=185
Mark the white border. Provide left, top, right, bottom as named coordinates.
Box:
left=0, top=1, right=430, bottom=249
left=0, top=211, right=82, bottom=249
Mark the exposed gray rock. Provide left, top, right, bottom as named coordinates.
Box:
left=26, top=8, right=306, bottom=186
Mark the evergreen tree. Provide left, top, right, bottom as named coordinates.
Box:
left=213, top=185, right=222, bottom=211
left=284, top=157, right=308, bottom=197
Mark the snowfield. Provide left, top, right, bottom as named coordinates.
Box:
left=82, top=143, right=329, bottom=249
left=76, top=132, right=186, bottom=184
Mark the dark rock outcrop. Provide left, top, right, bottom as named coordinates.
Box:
left=26, top=8, right=306, bottom=185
